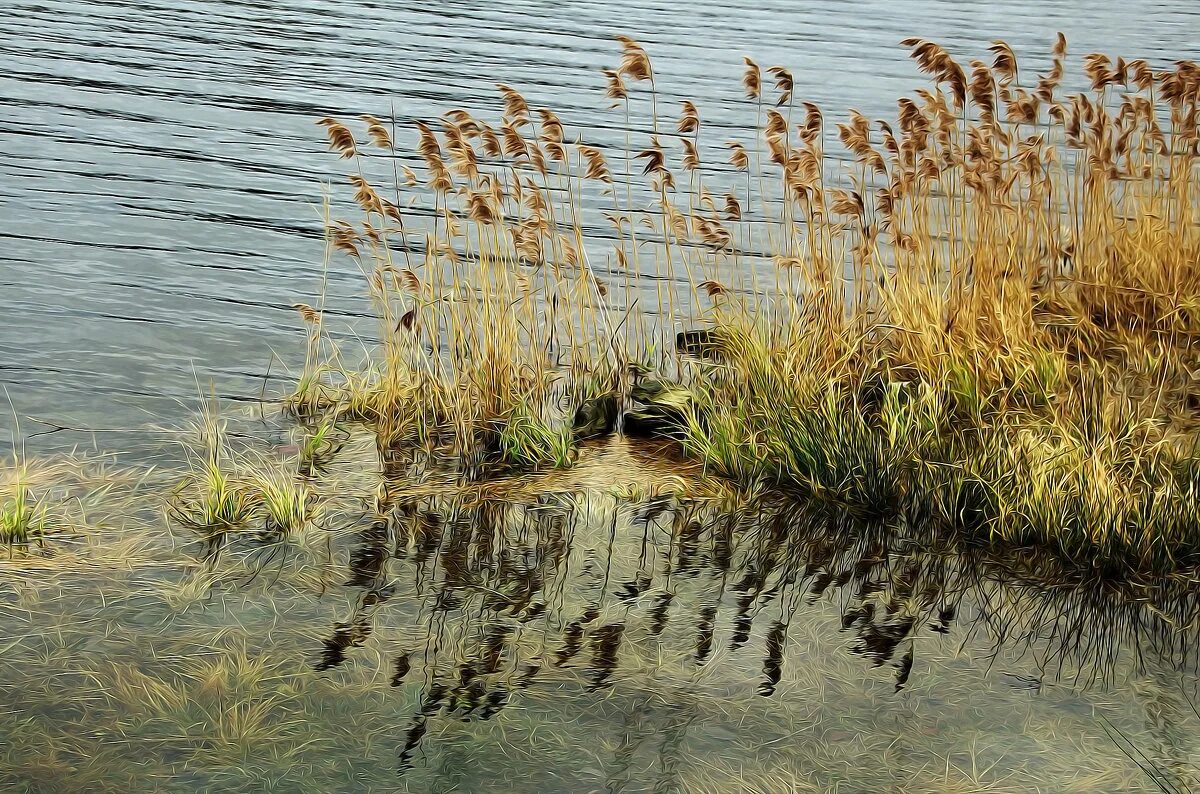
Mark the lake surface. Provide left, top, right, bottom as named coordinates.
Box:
left=1, top=0, right=1198, bottom=456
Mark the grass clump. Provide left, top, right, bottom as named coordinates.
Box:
left=296, top=36, right=1200, bottom=573
left=296, top=414, right=349, bottom=476
left=168, top=416, right=322, bottom=550
left=498, top=403, right=575, bottom=470
left=0, top=465, right=52, bottom=546
left=250, top=468, right=318, bottom=540
left=684, top=314, right=1200, bottom=570
left=0, top=454, right=131, bottom=556
left=168, top=453, right=256, bottom=549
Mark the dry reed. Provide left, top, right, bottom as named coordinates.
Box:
left=295, top=36, right=1200, bottom=573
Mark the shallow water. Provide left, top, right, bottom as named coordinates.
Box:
left=3, top=437, right=1200, bottom=792
left=2, top=0, right=1199, bottom=455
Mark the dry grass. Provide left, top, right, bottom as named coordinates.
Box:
left=295, top=36, right=1200, bottom=573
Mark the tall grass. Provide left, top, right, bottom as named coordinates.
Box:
left=298, top=36, right=1200, bottom=572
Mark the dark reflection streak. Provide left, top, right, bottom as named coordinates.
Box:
left=546, top=493, right=579, bottom=628
left=315, top=515, right=398, bottom=671
left=1056, top=596, right=1092, bottom=686
left=588, top=623, right=624, bottom=690
left=316, top=480, right=1200, bottom=773
left=597, top=500, right=620, bottom=611
left=654, top=703, right=698, bottom=794
left=604, top=706, right=641, bottom=794
left=695, top=509, right=738, bottom=661
left=759, top=621, right=787, bottom=697
left=645, top=500, right=679, bottom=636
left=636, top=501, right=653, bottom=576
left=618, top=499, right=657, bottom=603
left=415, top=500, right=460, bottom=695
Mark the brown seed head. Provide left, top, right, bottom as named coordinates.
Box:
left=616, top=36, right=653, bottom=82
left=292, top=303, right=321, bottom=324
left=479, top=123, right=503, bottom=158
left=767, top=66, right=794, bottom=106
left=1083, top=53, right=1115, bottom=91
left=602, top=68, right=628, bottom=104
left=501, top=122, right=528, bottom=160
left=798, top=102, right=823, bottom=145
left=678, top=101, right=700, bottom=134
left=726, top=140, right=749, bottom=170
left=349, top=175, right=383, bottom=214
left=1127, top=59, right=1154, bottom=91
left=320, top=119, right=357, bottom=159
left=989, top=40, right=1018, bottom=86
left=1052, top=32, right=1067, bottom=60
left=673, top=139, right=695, bottom=172
left=579, top=144, right=612, bottom=182
left=636, top=137, right=667, bottom=175
left=723, top=192, right=741, bottom=221
left=538, top=109, right=565, bottom=144
left=743, top=57, right=761, bottom=99
left=399, top=269, right=421, bottom=294
left=830, top=188, right=865, bottom=218
left=496, top=84, right=530, bottom=124
left=361, top=115, right=392, bottom=149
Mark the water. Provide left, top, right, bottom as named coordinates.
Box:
left=4, top=2, right=1200, bottom=790
left=1, top=0, right=1197, bottom=454
left=3, top=436, right=1200, bottom=791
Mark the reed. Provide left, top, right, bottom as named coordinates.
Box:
left=297, top=36, right=1200, bottom=572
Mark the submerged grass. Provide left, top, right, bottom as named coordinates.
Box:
left=2, top=420, right=1199, bottom=789
left=0, top=456, right=127, bottom=551
left=294, top=35, right=1200, bottom=575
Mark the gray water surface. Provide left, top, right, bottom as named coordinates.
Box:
left=1, top=0, right=1197, bottom=455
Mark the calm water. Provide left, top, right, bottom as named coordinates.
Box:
left=4, top=436, right=1200, bottom=792
left=1, top=0, right=1197, bottom=454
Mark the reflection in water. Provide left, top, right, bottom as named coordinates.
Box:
left=310, top=477, right=1200, bottom=778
